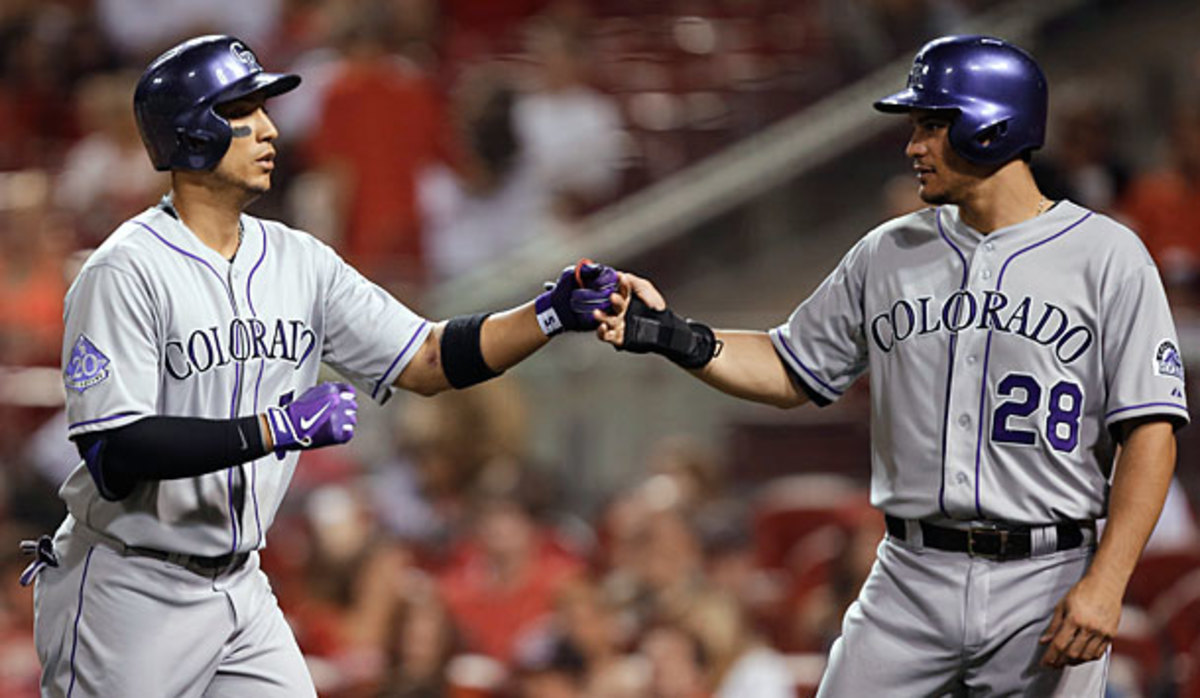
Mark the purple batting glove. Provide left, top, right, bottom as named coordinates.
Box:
left=265, top=382, right=358, bottom=456
left=534, top=259, right=618, bottom=336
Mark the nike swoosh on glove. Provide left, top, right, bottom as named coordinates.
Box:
left=265, top=382, right=358, bottom=456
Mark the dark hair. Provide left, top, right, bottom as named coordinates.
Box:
left=470, top=82, right=519, bottom=178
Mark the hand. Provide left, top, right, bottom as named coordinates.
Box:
left=595, top=272, right=668, bottom=347
left=1038, top=574, right=1122, bottom=668
left=265, top=382, right=358, bottom=455
left=534, top=259, right=619, bottom=336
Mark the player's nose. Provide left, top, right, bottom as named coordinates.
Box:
left=905, top=131, right=928, bottom=159
left=254, top=108, right=279, bottom=142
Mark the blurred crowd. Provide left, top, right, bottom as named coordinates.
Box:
left=1, top=0, right=1199, bottom=697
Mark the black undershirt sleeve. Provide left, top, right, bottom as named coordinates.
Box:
left=74, top=415, right=268, bottom=501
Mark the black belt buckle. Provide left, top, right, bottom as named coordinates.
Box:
left=187, top=552, right=248, bottom=576
left=967, top=527, right=1010, bottom=560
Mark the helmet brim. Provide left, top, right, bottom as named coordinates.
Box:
left=214, top=71, right=302, bottom=106
left=873, top=89, right=962, bottom=114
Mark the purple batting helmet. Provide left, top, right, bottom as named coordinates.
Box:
left=134, top=35, right=300, bottom=171
left=874, top=35, right=1048, bottom=166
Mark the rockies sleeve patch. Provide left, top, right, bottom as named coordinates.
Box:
left=64, top=334, right=112, bottom=393
left=1155, top=339, right=1185, bottom=381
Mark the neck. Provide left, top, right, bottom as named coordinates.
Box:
left=171, top=173, right=253, bottom=259
left=955, top=160, right=1048, bottom=234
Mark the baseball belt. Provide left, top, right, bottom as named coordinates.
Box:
left=885, top=515, right=1095, bottom=561
left=125, top=545, right=250, bottom=577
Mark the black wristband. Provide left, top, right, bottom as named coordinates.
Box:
left=74, top=415, right=269, bottom=501
left=620, top=297, right=722, bottom=369
left=441, top=312, right=502, bottom=389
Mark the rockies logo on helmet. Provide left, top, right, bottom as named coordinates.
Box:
left=229, top=41, right=262, bottom=71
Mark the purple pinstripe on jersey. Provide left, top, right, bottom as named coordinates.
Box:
left=139, top=218, right=245, bottom=554
left=66, top=546, right=96, bottom=698
left=247, top=221, right=268, bottom=316
left=247, top=221, right=269, bottom=549
left=68, top=411, right=140, bottom=430
left=226, top=470, right=240, bottom=553
left=936, top=208, right=969, bottom=518
left=972, top=212, right=1093, bottom=515
left=371, top=321, right=431, bottom=400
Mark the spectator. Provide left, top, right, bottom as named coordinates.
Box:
left=682, top=592, right=792, bottom=698
left=94, top=0, right=282, bottom=61
left=305, top=1, right=456, bottom=287
left=1119, top=99, right=1200, bottom=303
left=56, top=71, right=167, bottom=245
left=1032, top=90, right=1131, bottom=213
left=418, top=66, right=556, bottom=283
left=378, top=574, right=459, bottom=698
left=0, top=524, right=40, bottom=698
left=514, top=638, right=589, bottom=698
left=370, top=377, right=530, bottom=552
left=514, top=15, right=624, bottom=217
left=639, top=623, right=712, bottom=698
left=0, top=170, right=74, bottom=367
left=438, top=476, right=584, bottom=664
left=0, top=12, right=81, bottom=169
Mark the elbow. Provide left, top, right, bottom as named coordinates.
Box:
left=767, top=394, right=807, bottom=410
left=409, top=377, right=449, bottom=397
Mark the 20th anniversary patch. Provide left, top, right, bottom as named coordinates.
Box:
left=64, top=334, right=112, bottom=393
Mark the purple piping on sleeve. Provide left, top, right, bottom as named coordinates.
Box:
left=1105, top=402, right=1189, bottom=419
left=771, top=329, right=844, bottom=398
left=972, top=212, right=1093, bottom=516
left=371, top=321, right=431, bottom=400
left=68, top=411, right=139, bottom=430
left=936, top=208, right=968, bottom=518
left=66, top=546, right=96, bottom=698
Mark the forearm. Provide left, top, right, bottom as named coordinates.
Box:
left=480, top=300, right=551, bottom=372
left=76, top=415, right=269, bottom=500
left=1086, top=420, right=1177, bottom=593
left=394, top=303, right=550, bottom=396
left=694, top=330, right=809, bottom=408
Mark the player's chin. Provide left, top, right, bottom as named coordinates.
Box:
left=917, top=185, right=950, bottom=206
left=247, top=175, right=272, bottom=195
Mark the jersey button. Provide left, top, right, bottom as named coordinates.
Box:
left=985, top=242, right=995, bottom=252
left=955, top=472, right=969, bottom=485
left=966, top=354, right=977, bottom=364
left=981, top=269, right=992, bottom=280
left=957, top=414, right=971, bottom=427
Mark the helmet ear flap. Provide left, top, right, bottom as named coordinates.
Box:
left=173, top=122, right=231, bottom=171
left=975, top=120, right=1009, bottom=147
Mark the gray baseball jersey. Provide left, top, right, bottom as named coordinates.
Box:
left=771, top=200, right=1189, bottom=523
left=59, top=200, right=431, bottom=556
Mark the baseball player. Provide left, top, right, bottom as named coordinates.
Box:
left=25, top=35, right=616, bottom=698
left=596, top=36, right=1188, bottom=696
